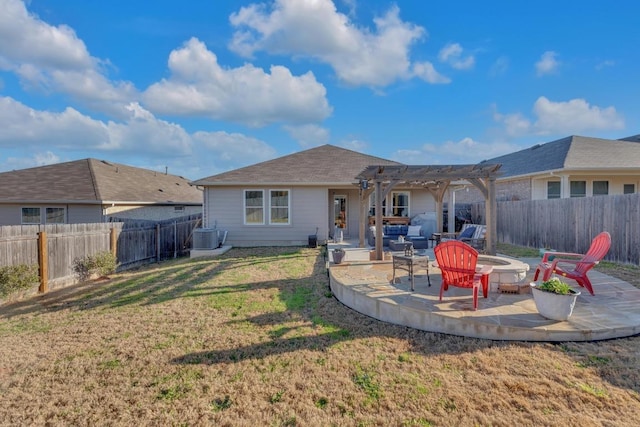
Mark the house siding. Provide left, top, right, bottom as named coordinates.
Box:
left=205, top=186, right=329, bottom=247
left=0, top=203, right=102, bottom=225
left=104, top=205, right=202, bottom=221
left=409, top=190, right=436, bottom=215
left=0, top=205, right=21, bottom=225
left=68, top=205, right=103, bottom=223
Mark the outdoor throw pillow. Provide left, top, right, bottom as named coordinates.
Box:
left=407, top=225, right=422, bottom=236
left=458, top=226, right=476, bottom=239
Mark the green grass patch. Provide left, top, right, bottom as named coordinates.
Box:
left=578, top=383, right=608, bottom=398
left=496, top=242, right=540, bottom=258
left=352, top=365, right=382, bottom=403
left=0, top=318, right=52, bottom=335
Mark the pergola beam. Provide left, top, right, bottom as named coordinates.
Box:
left=355, top=163, right=502, bottom=258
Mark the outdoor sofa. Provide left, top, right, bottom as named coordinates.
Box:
left=367, top=224, right=430, bottom=249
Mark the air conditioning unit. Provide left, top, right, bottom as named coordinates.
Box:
left=193, top=228, right=219, bottom=249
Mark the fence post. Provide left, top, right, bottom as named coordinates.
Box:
left=174, top=221, right=177, bottom=259
left=156, top=223, right=161, bottom=262
left=110, top=227, right=117, bottom=257
left=38, top=231, right=48, bottom=293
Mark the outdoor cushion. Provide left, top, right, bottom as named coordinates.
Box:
left=407, top=225, right=422, bottom=236
left=459, top=226, right=476, bottom=239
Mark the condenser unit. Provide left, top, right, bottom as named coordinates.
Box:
left=193, top=228, right=219, bottom=249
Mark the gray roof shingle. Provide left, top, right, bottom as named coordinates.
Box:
left=484, top=135, right=640, bottom=178
left=192, top=144, right=401, bottom=185
left=0, top=159, right=202, bottom=204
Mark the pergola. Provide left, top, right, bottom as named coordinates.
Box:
left=354, top=163, right=502, bottom=259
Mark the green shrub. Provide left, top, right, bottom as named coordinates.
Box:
left=73, top=251, right=119, bottom=282
left=92, top=251, right=119, bottom=277
left=0, top=264, right=39, bottom=297
left=539, top=277, right=573, bottom=295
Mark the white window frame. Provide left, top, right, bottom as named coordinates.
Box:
left=21, top=207, right=41, bottom=224
left=244, top=189, right=265, bottom=225
left=391, top=191, right=410, bottom=217
left=269, top=189, right=291, bottom=225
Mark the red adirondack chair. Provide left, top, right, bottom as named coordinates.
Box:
left=434, top=240, right=493, bottom=311
left=533, top=231, right=611, bottom=296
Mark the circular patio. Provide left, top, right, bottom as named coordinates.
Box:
left=328, top=255, right=640, bottom=342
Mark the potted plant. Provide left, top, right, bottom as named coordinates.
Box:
left=530, top=277, right=581, bottom=321
left=332, top=248, right=346, bottom=264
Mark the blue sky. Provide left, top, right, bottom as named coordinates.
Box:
left=1, top=0, right=638, bottom=180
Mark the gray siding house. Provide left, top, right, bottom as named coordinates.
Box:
left=456, top=135, right=640, bottom=203
left=0, top=159, right=202, bottom=225
left=191, top=144, right=441, bottom=247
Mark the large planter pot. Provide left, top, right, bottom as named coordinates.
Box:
left=530, top=282, right=580, bottom=321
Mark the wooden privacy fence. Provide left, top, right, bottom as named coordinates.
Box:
left=0, top=214, right=202, bottom=293
left=112, top=214, right=202, bottom=267
left=471, top=193, right=640, bottom=265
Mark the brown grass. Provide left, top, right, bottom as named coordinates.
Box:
left=1, top=246, right=639, bottom=426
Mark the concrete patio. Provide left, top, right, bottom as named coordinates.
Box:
left=327, top=242, right=640, bottom=342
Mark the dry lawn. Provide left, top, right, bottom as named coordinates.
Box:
left=1, top=246, right=639, bottom=426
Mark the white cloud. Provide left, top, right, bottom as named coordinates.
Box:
left=0, top=151, right=62, bottom=172
left=492, top=107, right=532, bottom=137
left=190, top=130, right=277, bottom=177
left=339, top=138, right=368, bottom=153
left=0, top=95, right=278, bottom=178
left=0, top=96, right=109, bottom=147
left=532, top=96, right=624, bottom=134
left=412, top=61, right=450, bottom=84
left=535, top=51, right=560, bottom=76
left=0, top=0, right=137, bottom=117
left=420, top=137, right=518, bottom=164
left=438, top=43, right=475, bottom=70
left=229, top=0, right=430, bottom=87
left=489, top=56, right=509, bottom=76
left=493, top=96, right=625, bottom=137
left=0, top=0, right=92, bottom=70
left=142, top=38, right=332, bottom=126
left=104, top=103, right=192, bottom=155
left=283, top=124, right=330, bottom=147
left=0, top=96, right=191, bottom=155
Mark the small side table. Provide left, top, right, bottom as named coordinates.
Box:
left=429, top=233, right=442, bottom=248
left=392, top=254, right=431, bottom=291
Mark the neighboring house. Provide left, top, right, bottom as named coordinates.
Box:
left=191, top=144, right=437, bottom=247
left=0, top=159, right=202, bottom=225
left=456, top=135, right=640, bottom=203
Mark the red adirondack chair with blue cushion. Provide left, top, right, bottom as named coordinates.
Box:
left=533, top=231, right=611, bottom=296
left=434, top=240, right=492, bottom=310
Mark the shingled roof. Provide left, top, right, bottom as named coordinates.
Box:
left=484, top=135, right=640, bottom=178
left=192, top=144, right=402, bottom=186
left=0, top=159, right=202, bottom=204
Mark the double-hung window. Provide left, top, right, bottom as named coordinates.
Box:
left=592, top=181, right=609, bottom=196
left=570, top=181, right=586, bottom=198
left=46, top=207, right=65, bottom=223
left=547, top=181, right=561, bottom=199
left=269, top=190, right=290, bottom=225
left=391, top=191, right=410, bottom=217
left=244, top=190, right=265, bottom=224
left=21, top=207, right=41, bottom=224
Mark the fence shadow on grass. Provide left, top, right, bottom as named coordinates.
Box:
left=2, top=246, right=638, bottom=396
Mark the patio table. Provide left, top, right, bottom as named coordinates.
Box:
left=392, top=253, right=431, bottom=291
